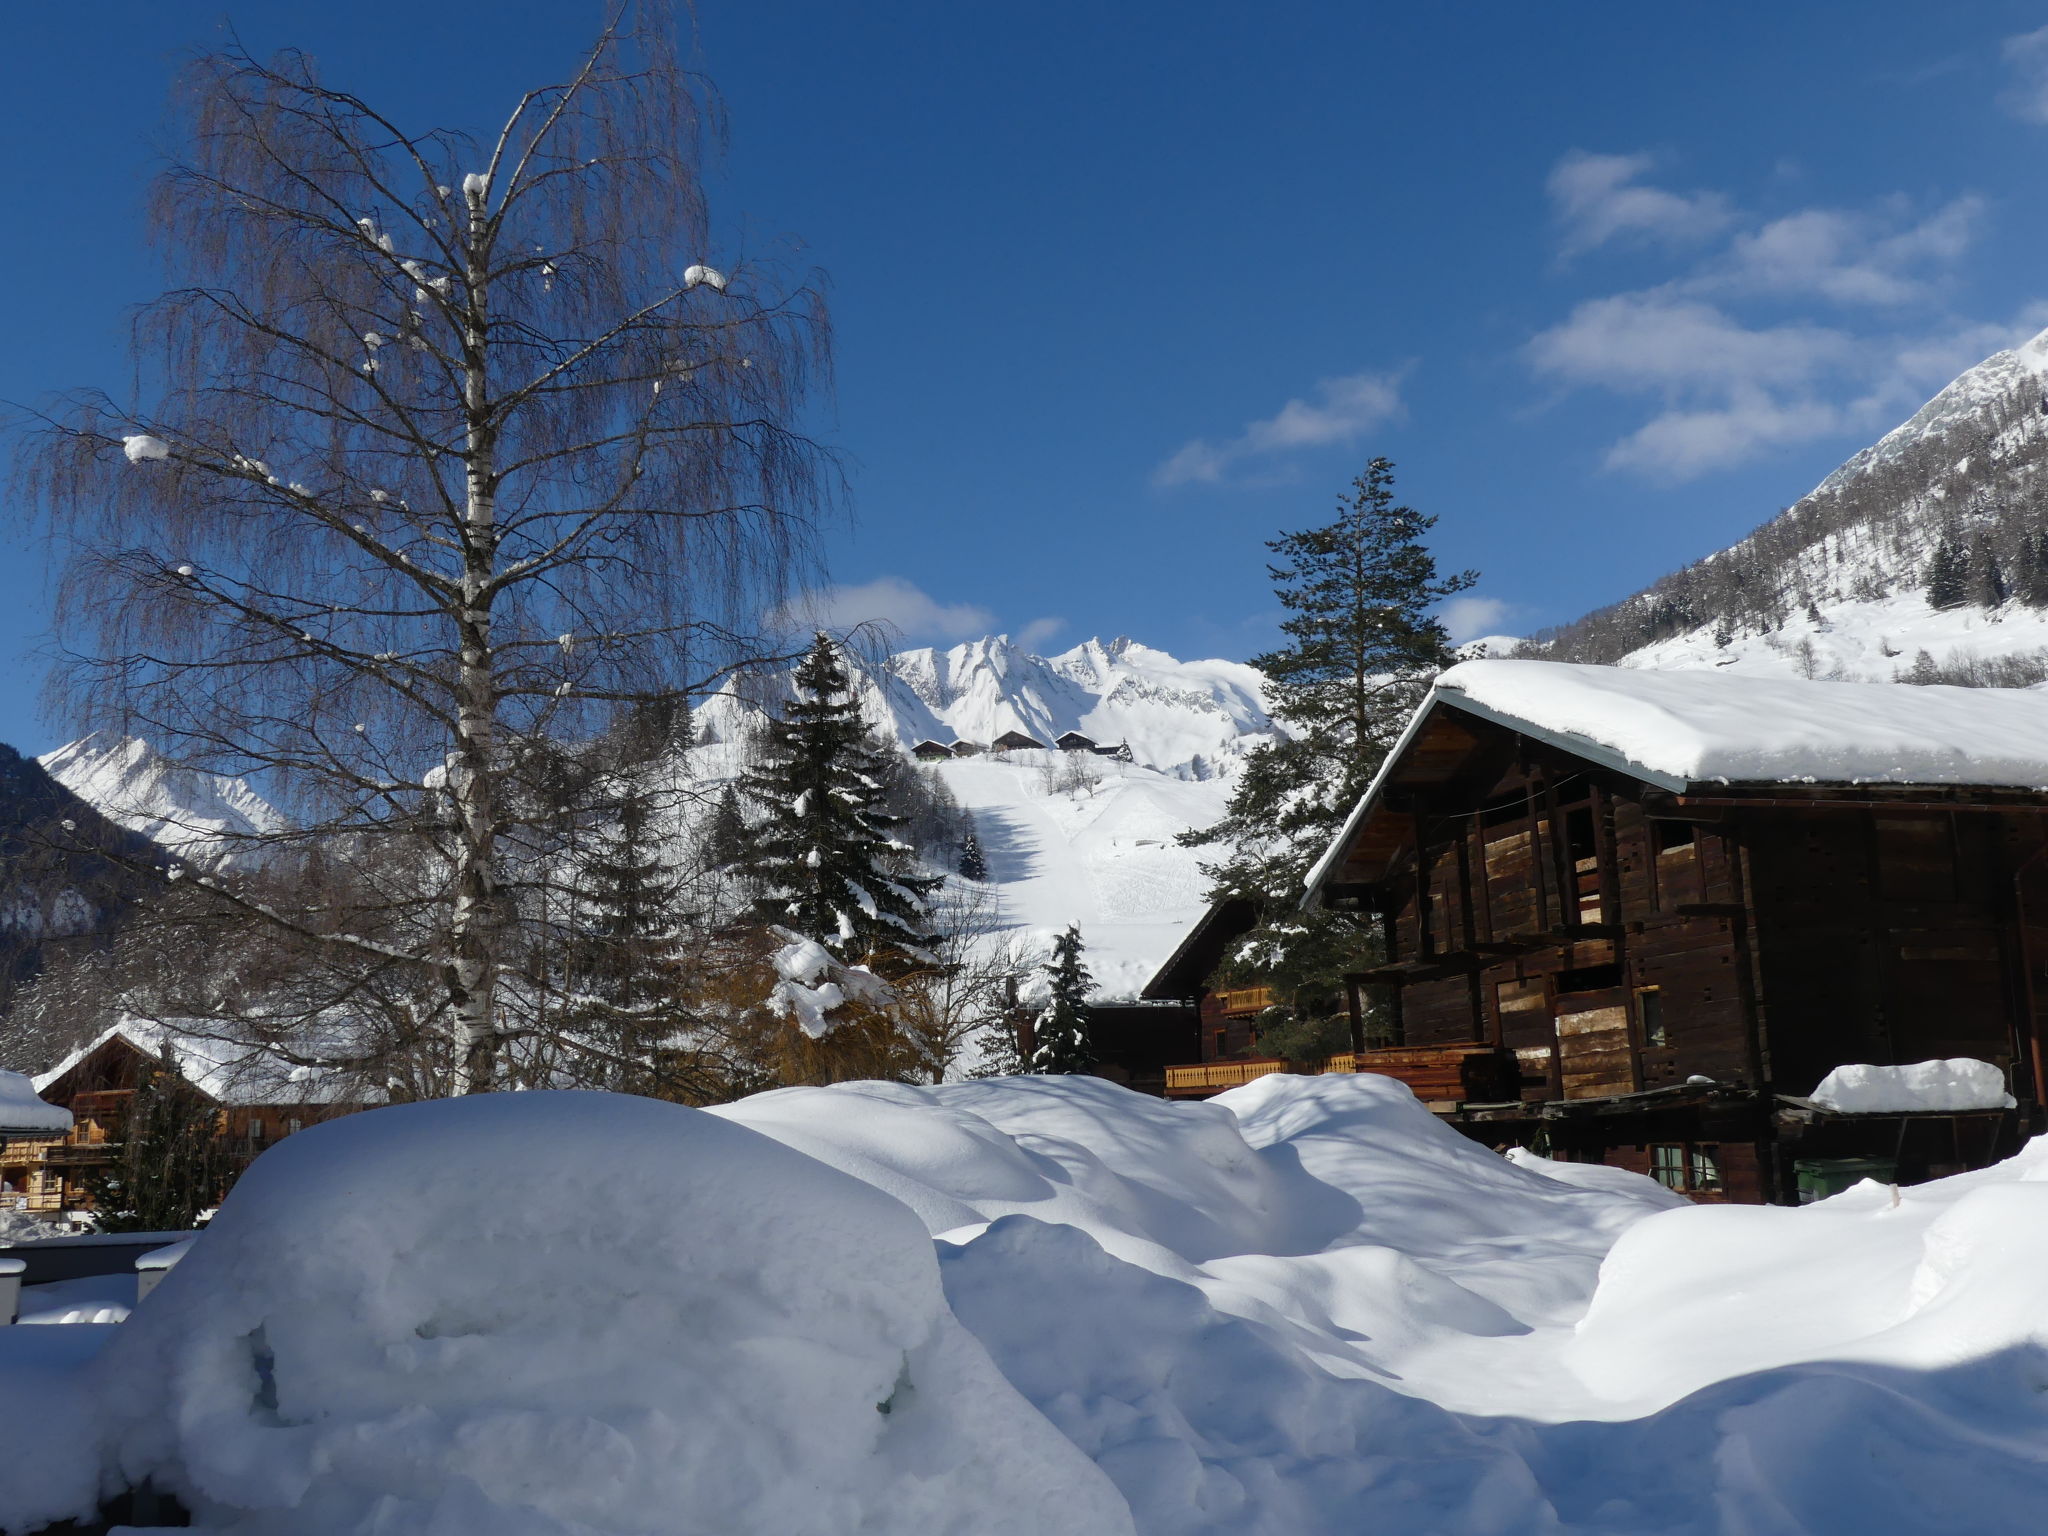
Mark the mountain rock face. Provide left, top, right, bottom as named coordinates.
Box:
left=0, top=744, right=164, bottom=1014
left=1529, top=325, right=2048, bottom=682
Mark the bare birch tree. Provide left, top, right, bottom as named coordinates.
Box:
left=23, top=4, right=834, bottom=1091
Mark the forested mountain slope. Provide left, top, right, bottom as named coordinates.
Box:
left=1525, top=326, right=2048, bottom=681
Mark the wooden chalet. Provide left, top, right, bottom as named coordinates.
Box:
left=1291, top=658, right=2048, bottom=1203
left=990, top=731, right=1047, bottom=753
left=1056, top=731, right=1099, bottom=752
left=950, top=740, right=984, bottom=757
left=911, top=740, right=955, bottom=761
left=1, top=1019, right=372, bottom=1218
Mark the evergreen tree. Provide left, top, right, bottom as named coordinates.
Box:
left=86, top=1043, right=230, bottom=1232
left=564, top=784, right=691, bottom=1090
left=703, top=785, right=749, bottom=870
left=739, top=634, right=940, bottom=966
left=1029, top=925, right=1095, bottom=1074
left=958, top=830, right=988, bottom=882
left=1970, top=534, right=2008, bottom=609
left=1926, top=532, right=1970, bottom=610
left=1184, top=458, right=1473, bottom=901
left=2020, top=530, right=2048, bottom=608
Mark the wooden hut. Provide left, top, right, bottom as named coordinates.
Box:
left=950, top=741, right=984, bottom=758
left=1056, top=731, right=1099, bottom=753
left=990, top=730, right=1047, bottom=753
left=1281, top=659, right=2048, bottom=1203
left=911, top=740, right=954, bottom=761
left=9, top=1019, right=375, bottom=1217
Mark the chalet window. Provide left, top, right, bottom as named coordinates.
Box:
left=1636, top=987, right=1666, bottom=1048
left=287, top=1118, right=303, bottom=1135
left=1557, top=963, right=1622, bottom=994
left=1650, top=1142, right=1721, bottom=1194
left=247, top=1117, right=264, bottom=1142
left=1652, top=820, right=1696, bottom=853
left=1213, top=1030, right=1228, bottom=1057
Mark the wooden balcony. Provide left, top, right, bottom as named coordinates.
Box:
left=1211, top=987, right=1275, bottom=1017
left=1324, top=1044, right=1516, bottom=1104
left=42, top=1143, right=116, bottom=1167
left=1164, top=1057, right=1292, bottom=1097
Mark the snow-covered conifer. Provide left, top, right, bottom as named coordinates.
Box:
left=958, top=830, right=988, bottom=883
left=1028, top=924, right=1095, bottom=1074
left=739, top=634, right=939, bottom=968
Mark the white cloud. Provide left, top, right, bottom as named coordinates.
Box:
left=1016, top=616, right=1066, bottom=650
left=1529, top=293, right=1847, bottom=393
left=1712, top=197, right=1983, bottom=307
left=2002, top=25, right=2048, bottom=123
left=1439, top=595, right=1513, bottom=644
left=1547, top=151, right=1733, bottom=256
left=1531, top=149, right=2025, bottom=481
left=774, top=576, right=994, bottom=643
left=1154, top=370, right=1405, bottom=487
left=1602, top=389, right=1847, bottom=481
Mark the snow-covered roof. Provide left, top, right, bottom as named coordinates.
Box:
left=1305, top=659, right=2048, bottom=901
left=34, top=1017, right=365, bottom=1108
left=0, top=1069, right=71, bottom=1134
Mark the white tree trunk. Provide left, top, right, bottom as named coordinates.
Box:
left=452, top=179, right=500, bottom=1094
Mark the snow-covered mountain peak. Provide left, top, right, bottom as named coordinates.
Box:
left=38, top=733, right=283, bottom=858
left=702, top=634, right=1277, bottom=779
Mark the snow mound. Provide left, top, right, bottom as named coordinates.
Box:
left=0, top=1067, right=70, bottom=1132
left=91, top=1092, right=1133, bottom=1536
left=1810, top=1058, right=2017, bottom=1114
left=1435, top=657, right=2048, bottom=788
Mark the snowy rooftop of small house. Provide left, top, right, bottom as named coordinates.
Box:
left=1426, top=659, right=2048, bottom=791
left=33, top=1017, right=368, bottom=1108
left=0, top=1069, right=70, bottom=1133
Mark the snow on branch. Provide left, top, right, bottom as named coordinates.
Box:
left=766, top=925, right=896, bottom=1040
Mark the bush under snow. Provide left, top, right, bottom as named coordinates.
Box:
left=74, top=1092, right=1132, bottom=1535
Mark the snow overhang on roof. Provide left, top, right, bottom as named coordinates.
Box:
left=0, top=1069, right=71, bottom=1135
left=1301, top=658, right=2048, bottom=907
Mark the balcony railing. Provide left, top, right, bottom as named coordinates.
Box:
left=1164, top=1058, right=1292, bottom=1096
left=1211, top=987, right=1275, bottom=1017
left=1165, top=1044, right=1516, bottom=1103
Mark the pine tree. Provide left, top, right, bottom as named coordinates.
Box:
left=564, top=785, right=690, bottom=1089
left=958, top=830, right=988, bottom=882
left=704, top=785, right=749, bottom=870
left=739, top=634, right=940, bottom=967
left=1926, top=532, right=1970, bottom=610
left=1970, top=534, right=2008, bottom=609
left=85, top=1043, right=231, bottom=1232
left=1184, top=458, right=1474, bottom=902
left=1029, top=925, right=1095, bottom=1074
left=2018, top=530, right=2048, bottom=609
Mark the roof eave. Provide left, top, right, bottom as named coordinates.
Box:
left=1299, top=685, right=1691, bottom=910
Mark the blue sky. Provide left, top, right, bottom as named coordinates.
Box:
left=5, top=3, right=2048, bottom=751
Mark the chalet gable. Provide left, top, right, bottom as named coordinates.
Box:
left=1306, top=659, right=2048, bottom=903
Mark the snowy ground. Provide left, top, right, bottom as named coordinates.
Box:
left=924, top=753, right=1233, bottom=999
left=1625, top=590, right=2048, bottom=683
left=6, top=1074, right=2048, bottom=1534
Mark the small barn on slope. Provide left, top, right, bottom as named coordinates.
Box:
left=1296, top=659, right=2048, bottom=1204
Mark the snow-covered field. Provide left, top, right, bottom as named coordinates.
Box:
left=8, top=1074, right=2048, bottom=1534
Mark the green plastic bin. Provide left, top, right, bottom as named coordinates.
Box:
left=1794, top=1156, right=1897, bottom=1204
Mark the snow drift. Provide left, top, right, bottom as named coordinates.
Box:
left=11, top=1074, right=2048, bottom=1533
left=79, top=1092, right=1133, bottom=1536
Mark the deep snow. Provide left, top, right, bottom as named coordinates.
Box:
left=10, top=1075, right=2048, bottom=1534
